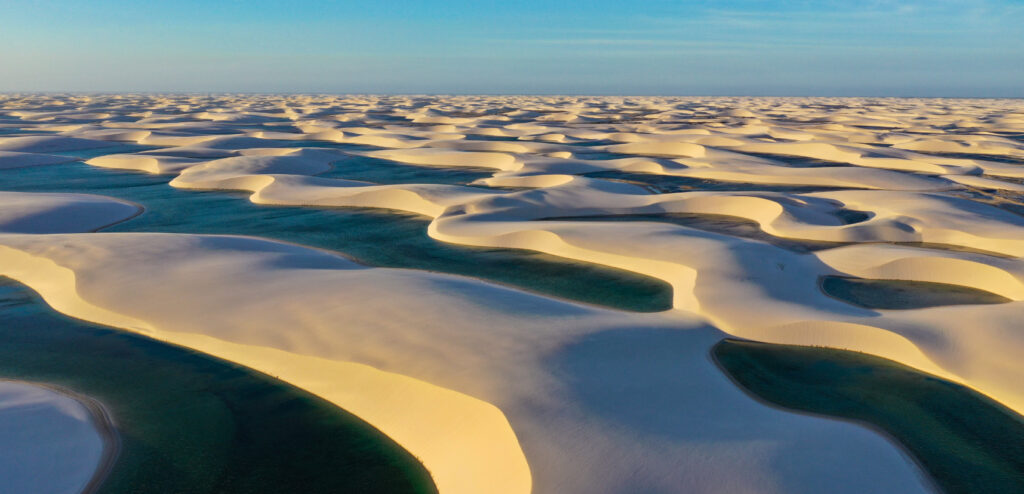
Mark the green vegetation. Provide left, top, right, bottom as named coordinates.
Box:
left=713, top=338, right=1024, bottom=494
left=0, top=278, right=436, bottom=494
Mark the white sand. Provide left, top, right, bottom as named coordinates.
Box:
left=3, top=93, right=1024, bottom=493
left=0, top=232, right=931, bottom=494
left=0, top=381, right=108, bottom=494
left=0, top=192, right=140, bottom=233
left=0, top=151, right=77, bottom=170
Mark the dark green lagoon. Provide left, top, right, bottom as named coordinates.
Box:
left=318, top=154, right=495, bottom=186
left=581, top=170, right=851, bottom=194
left=0, top=277, right=436, bottom=494
left=539, top=213, right=843, bottom=252
left=821, top=275, right=1012, bottom=310
left=0, top=158, right=671, bottom=312
left=714, top=338, right=1024, bottom=494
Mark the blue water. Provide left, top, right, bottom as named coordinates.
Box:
left=317, top=153, right=496, bottom=186
left=581, top=170, right=851, bottom=193
left=0, top=160, right=672, bottom=312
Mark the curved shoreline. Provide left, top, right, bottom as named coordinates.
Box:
left=0, top=256, right=527, bottom=494
left=707, top=338, right=942, bottom=494
left=3, top=94, right=1023, bottom=494
left=86, top=196, right=146, bottom=233
left=1, top=379, right=121, bottom=494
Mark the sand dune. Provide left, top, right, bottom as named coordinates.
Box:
left=0, top=381, right=109, bottom=494
left=0, top=135, right=113, bottom=153
left=0, top=151, right=77, bottom=170
left=2, top=93, right=1023, bottom=493
left=88, top=153, right=201, bottom=174
left=0, top=232, right=930, bottom=494
left=0, top=191, right=140, bottom=233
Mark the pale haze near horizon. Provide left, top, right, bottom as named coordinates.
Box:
left=0, top=0, right=1021, bottom=97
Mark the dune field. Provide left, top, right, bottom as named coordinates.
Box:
left=1, top=94, right=1023, bottom=493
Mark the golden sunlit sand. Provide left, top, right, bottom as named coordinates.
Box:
left=2, top=94, right=1023, bottom=493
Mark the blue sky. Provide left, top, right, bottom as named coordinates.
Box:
left=1, top=0, right=1021, bottom=96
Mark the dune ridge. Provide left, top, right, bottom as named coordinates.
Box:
left=0, top=231, right=933, bottom=494
left=3, top=94, right=1024, bottom=493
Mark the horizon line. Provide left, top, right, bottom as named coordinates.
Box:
left=2, top=91, right=1022, bottom=100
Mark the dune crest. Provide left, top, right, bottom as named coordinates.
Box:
left=4, top=93, right=1024, bottom=493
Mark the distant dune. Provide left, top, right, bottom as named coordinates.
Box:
left=2, top=94, right=1023, bottom=493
